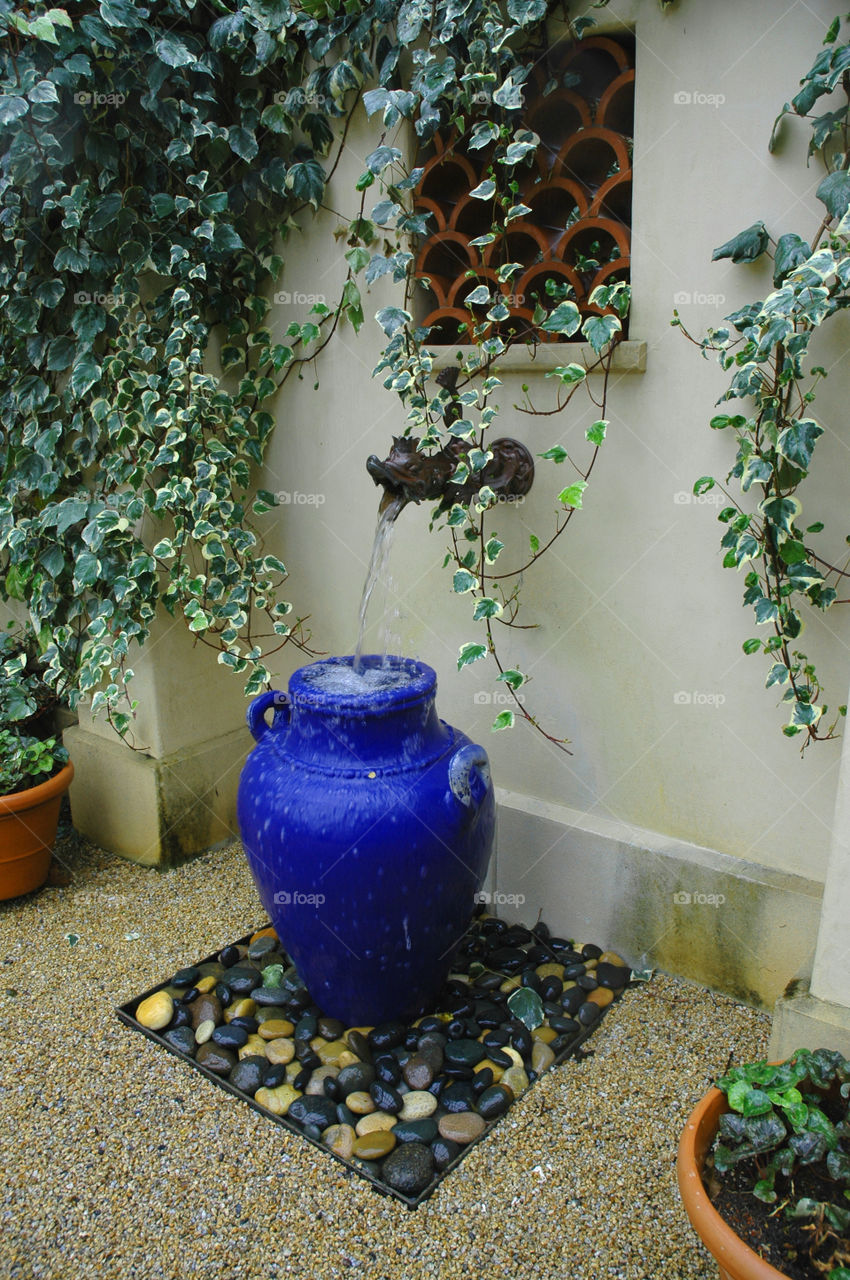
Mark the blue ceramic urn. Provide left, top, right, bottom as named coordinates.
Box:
left=237, top=655, right=495, bottom=1026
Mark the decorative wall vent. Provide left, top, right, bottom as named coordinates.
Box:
left=414, top=35, right=634, bottom=344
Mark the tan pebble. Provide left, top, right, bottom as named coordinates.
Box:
left=584, top=959, right=597, bottom=972
left=599, top=950, right=627, bottom=967
left=195, top=975, right=218, bottom=994
left=587, top=986, right=614, bottom=1008
left=438, top=1112, right=485, bottom=1144
left=535, top=963, right=565, bottom=980
left=249, top=926, right=278, bottom=943
left=562, top=980, right=577, bottom=991
left=224, top=998, right=256, bottom=1023
left=345, top=1026, right=373, bottom=1046
left=135, top=991, right=173, bottom=1031
left=346, top=1091, right=376, bottom=1116
left=501, top=1065, right=529, bottom=1095
left=305, top=1066, right=339, bottom=1096
left=499, top=976, right=521, bottom=993
left=532, top=1025, right=557, bottom=1044
left=355, top=1111, right=397, bottom=1136
left=322, top=1123, right=355, bottom=1159
left=254, top=1084, right=300, bottom=1116
left=310, top=1036, right=327, bottom=1052
left=238, top=1034, right=267, bottom=1060
left=475, top=1058, right=504, bottom=1083
left=194, top=1018, right=215, bottom=1045
left=318, top=1039, right=349, bottom=1065
left=502, top=1046, right=524, bottom=1069
left=258, top=1019, right=294, bottom=1040
left=398, top=1090, right=437, bottom=1121
left=265, top=1037, right=295, bottom=1065
left=285, top=1062, right=301, bottom=1084
left=532, top=1041, right=556, bottom=1073
left=352, top=1131, right=395, bottom=1160
left=337, top=1050, right=359, bottom=1068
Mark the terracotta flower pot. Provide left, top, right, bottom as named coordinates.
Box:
left=677, top=1086, right=789, bottom=1280
left=0, top=762, right=74, bottom=900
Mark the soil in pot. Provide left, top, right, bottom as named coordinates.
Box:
left=704, top=1092, right=850, bottom=1279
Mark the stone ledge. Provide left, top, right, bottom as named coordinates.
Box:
left=429, top=339, right=646, bottom=375
left=770, top=979, right=850, bottom=1059
left=494, top=788, right=822, bottom=1011
left=64, top=722, right=250, bottom=868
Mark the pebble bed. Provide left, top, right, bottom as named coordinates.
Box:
left=122, top=916, right=629, bottom=1206
left=1, top=822, right=771, bottom=1278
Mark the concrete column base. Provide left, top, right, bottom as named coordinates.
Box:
left=64, top=722, right=250, bottom=867
left=770, top=978, right=850, bottom=1060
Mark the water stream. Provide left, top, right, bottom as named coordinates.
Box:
left=353, top=496, right=403, bottom=673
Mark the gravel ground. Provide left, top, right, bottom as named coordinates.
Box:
left=0, top=822, right=770, bottom=1280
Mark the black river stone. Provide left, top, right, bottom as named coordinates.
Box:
left=578, top=1001, right=601, bottom=1026
left=369, top=1081, right=403, bottom=1114
left=346, top=1030, right=372, bottom=1063
left=212, top=1024, right=248, bottom=1050
left=431, top=1137, right=460, bottom=1170
left=444, top=1039, right=486, bottom=1069
left=477, top=1085, right=512, bottom=1120
left=381, top=1143, right=435, bottom=1196
left=373, top=1055, right=401, bottom=1086
left=597, top=961, right=630, bottom=989
left=368, top=1021, right=406, bottom=1051
left=440, top=1082, right=475, bottom=1112
left=227, top=966, right=262, bottom=995
left=392, top=1118, right=438, bottom=1145
left=288, top=1096, right=338, bottom=1131
left=337, top=1064, right=375, bottom=1097
left=163, top=1026, right=196, bottom=1055
left=229, top=1056, right=267, bottom=1096
left=263, top=1064, right=288, bottom=1089
left=172, top=966, right=200, bottom=988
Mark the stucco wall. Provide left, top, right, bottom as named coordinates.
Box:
left=249, top=0, right=849, bottom=884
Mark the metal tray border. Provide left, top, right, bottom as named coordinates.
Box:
left=115, top=924, right=619, bottom=1209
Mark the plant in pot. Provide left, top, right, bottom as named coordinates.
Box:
left=0, top=623, right=73, bottom=900
left=677, top=1048, right=850, bottom=1280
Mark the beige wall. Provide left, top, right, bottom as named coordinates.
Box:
left=236, top=1, right=850, bottom=884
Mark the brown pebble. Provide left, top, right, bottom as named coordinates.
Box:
left=531, top=1040, right=556, bottom=1074
left=223, top=997, right=256, bottom=1023
left=587, top=986, right=615, bottom=1008
left=352, top=1131, right=396, bottom=1160
left=258, top=1019, right=294, bottom=1040
left=238, top=1034, right=267, bottom=1060
left=438, top=1112, right=486, bottom=1144
left=195, top=975, right=218, bottom=994
left=265, top=1038, right=295, bottom=1065
left=322, top=1123, right=355, bottom=1159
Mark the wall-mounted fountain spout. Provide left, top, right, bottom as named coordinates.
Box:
left=366, top=436, right=535, bottom=518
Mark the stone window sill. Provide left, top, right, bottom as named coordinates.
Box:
left=429, top=340, right=646, bottom=374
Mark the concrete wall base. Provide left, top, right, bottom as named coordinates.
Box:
left=495, top=789, right=823, bottom=1011
left=770, top=980, right=850, bottom=1059
left=64, top=722, right=250, bottom=868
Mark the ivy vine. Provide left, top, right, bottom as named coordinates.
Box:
left=677, top=14, right=850, bottom=748
left=0, top=0, right=637, bottom=746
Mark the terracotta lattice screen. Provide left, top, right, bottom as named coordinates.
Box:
left=414, top=34, right=634, bottom=344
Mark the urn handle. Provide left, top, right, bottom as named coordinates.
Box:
left=247, top=690, right=291, bottom=742
left=448, top=743, right=491, bottom=808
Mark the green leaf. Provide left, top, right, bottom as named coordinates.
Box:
left=469, top=179, right=496, bottom=200
left=497, top=669, right=525, bottom=689
left=472, top=597, right=502, bottom=620
left=46, top=336, right=76, bottom=371
left=458, top=642, right=487, bottom=670
left=548, top=363, right=585, bottom=384
left=711, top=222, right=769, bottom=264
left=816, top=170, right=850, bottom=220
left=492, top=709, right=515, bottom=730
left=28, top=80, right=59, bottom=105
left=375, top=306, right=410, bottom=337
left=484, top=536, right=504, bottom=563
left=541, top=301, right=581, bottom=336
left=0, top=96, right=28, bottom=125
left=507, top=986, right=544, bottom=1030
left=773, top=233, right=810, bottom=286
left=582, top=314, right=620, bottom=353
left=586, top=419, right=608, bottom=445
left=743, top=639, right=762, bottom=655
left=155, top=35, right=196, bottom=67
left=69, top=352, right=101, bottom=398
left=559, top=481, right=587, bottom=508
left=754, top=597, right=779, bottom=625
left=539, top=446, right=568, bottom=463
left=453, top=569, right=478, bottom=593
left=777, top=418, right=823, bottom=471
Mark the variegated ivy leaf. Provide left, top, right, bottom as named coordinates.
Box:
left=453, top=568, right=479, bottom=593
left=484, top=536, right=505, bottom=563
left=458, top=641, right=487, bottom=669
left=498, top=668, right=526, bottom=689
left=472, top=597, right=502, bottom=621
left=492, top=709, right=515, bottom=731
left=469, top=178, right=496, bottom=200
left=559, top=481, right=587, bottom=508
